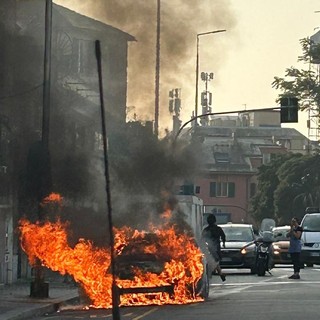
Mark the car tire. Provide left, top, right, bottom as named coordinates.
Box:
left=306, top=263, right=313, bottom=267
left=250, top=266, right=256, bottom=274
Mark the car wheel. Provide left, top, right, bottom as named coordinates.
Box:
left=306, top=263, right=313, bottom=267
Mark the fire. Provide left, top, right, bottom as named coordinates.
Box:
left=18, top=216, right=205, bottom=308
left=41, top=192, right=63, bottom=205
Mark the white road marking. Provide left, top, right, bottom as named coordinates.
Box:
left=210, top=280, right=320, bottom=287
left=210, top=277, right=320, bottom=299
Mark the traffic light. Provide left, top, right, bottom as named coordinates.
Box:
left=280, top=97, right=299, bottom=123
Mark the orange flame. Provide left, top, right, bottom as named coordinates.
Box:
left=18, top=217, right=204, bottom=308
left=41, top=192, right=63, bottom=205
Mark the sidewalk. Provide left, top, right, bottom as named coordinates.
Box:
left=0, top=274, right=79, bottom=320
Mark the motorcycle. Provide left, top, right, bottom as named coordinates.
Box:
left=255, top=231, right=274, bottom=276
left=241, top=230, right=274, bottom=276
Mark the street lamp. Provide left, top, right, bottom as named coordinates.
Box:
left=194, top=29, right=226, bottom=124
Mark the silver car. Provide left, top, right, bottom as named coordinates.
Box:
left=219, top=223, right=257, bottom=273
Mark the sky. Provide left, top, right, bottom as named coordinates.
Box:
left=54, top=0, right=320, bottom=139
left=213, top=0, right=320, bottom=139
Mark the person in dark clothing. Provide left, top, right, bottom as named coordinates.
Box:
left=202, top=214, right=226, bottom=282
left=286, top=217, right=303, bottom=279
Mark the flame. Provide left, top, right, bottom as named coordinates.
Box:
left=18, top=216, right=204, bottom=308
left=41, top=192, right=63, bottom=205
left=160, top=207, right=172, bottom=220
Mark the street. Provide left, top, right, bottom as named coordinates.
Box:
left=34, top=265, right=320, bottom=320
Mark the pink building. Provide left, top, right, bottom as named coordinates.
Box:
left=178, top=113, right=309, bottom=225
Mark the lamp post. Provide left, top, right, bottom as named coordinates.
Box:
left=194, top=29, right=226, bottom=124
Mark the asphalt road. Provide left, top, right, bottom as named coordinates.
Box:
left=34, top=266, right=320, bottom=320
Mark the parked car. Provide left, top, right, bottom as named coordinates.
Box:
left=300, top=211, right=320, bottom=267
left=270, top=225, right=291, bottom=266
left=219, top=223, right=257, bottom=273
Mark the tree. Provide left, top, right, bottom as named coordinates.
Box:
left=272, top=37, right=320, bottom=115
left=273, top=154, right=309, bottom=223
left=250, top=153, right=320, bottom=225
left=250, top=154, right=291, bottom=223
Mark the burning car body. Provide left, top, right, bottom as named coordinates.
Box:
left=18, top=194, right=210, bottom=308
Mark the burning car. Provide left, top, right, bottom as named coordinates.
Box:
left=114, top=232, right=169, bottom=280
left=113, top=230, right=210, bottom=302
left=18, top=192, right=210, bottom=308
left=19, top=218, right=209, bottom=308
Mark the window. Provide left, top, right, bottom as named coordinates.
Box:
left=214, top=152, right=230, bottom=164
left=73, top=39, right=96, bottom=75
left=210, top=182, right=235, bottom=198
left=220, top=226, right=254, bottom=242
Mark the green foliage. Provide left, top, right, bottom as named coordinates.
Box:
left=250, top=154, right=290, bottom=223
left=250, top=153, right=320, bottom=225
left=272, top=37, right=320, bottom=111
left=273, top=153, right=305, bottom=223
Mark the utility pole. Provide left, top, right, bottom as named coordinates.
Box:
left=195, top=29, right=226, bottom=125
left=168, top=88, right=182, bottom=136
left=95, top=40, right=121, bottom=320
left=30, top=0, right=53, bottom=299
left=42, top=0, right=52, bottom=148
left=154, top=0, right=160, bottom=137
left=200, top=72, right=213, bottom=126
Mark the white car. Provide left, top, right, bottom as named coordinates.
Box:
left=300, top=212, right=320, bottom=267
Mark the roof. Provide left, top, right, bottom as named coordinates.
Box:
left=53, top=4, right=136, bottom=41
left=193, top=125, right=310, bottom=173
left=16, top=2, right=136, bottom=42
left=194, top=126, right=307, bottom=139
left=311, top=30, right=320, bottom=44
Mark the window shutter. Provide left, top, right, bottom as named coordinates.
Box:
left=210, top=182, right=216, bottom=197
left=228, top=182, right=235, bottom=197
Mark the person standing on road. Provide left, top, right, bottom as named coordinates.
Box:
left=202, top=214, right=226, bottom=282
left=286, top=217, right=303, bottom=279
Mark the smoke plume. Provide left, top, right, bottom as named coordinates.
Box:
left=55, top=0, right=236, bottom=134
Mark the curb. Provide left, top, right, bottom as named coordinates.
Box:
left=0, top=294, right=79, bottom=320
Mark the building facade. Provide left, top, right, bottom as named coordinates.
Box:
left=0, top=1, right=135, bottom=283
left=181, top=111, right=310, bottom=226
